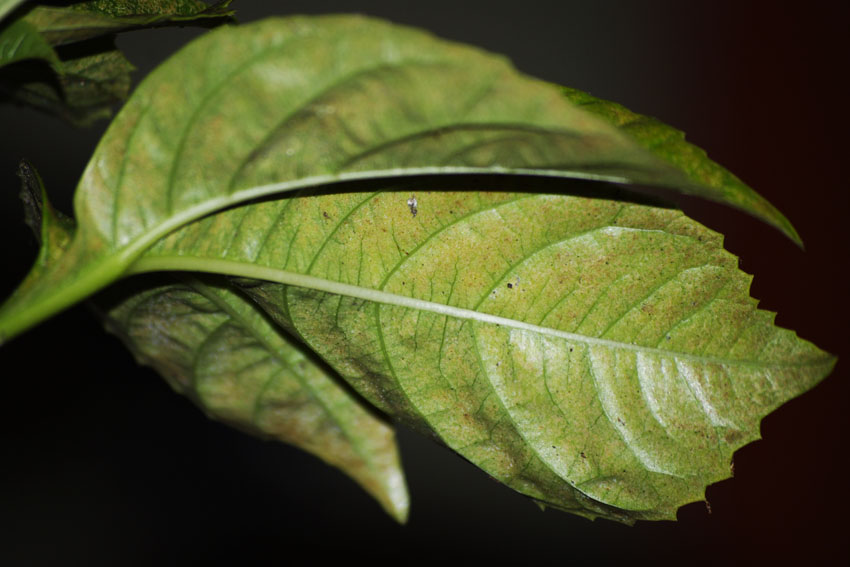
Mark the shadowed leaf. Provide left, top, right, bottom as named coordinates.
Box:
left=23, top=1, right=234, bottom=46
left=100, top=275, right=409, bottom=522
left=2, top=47, right=134, bottom=125
left=0, top=18, right=61, bottom=70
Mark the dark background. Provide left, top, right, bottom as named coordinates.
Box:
left=1, top=1, right=848, bottom=565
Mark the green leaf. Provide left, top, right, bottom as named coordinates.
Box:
left=9, top=160, right=76, bottom=300
left=99, top=275, right=409, bottom=522
left=0, top=0, right=26, bottom=23
left=0, top=18, right=61, bottom=70
left=0, top=15, right=833, bottom=523
left=0, top=1, right=232, bottom=122
left=23, top=1, right=234, bottom=46
left=2, top=47, right=134, bottom=126
left=560, top=86, right=801, bottom=245
left=13, top=161, right=410, bottom=521
left=127, top=188, right=833, bottom=522
left=0, top=15, right=795, bottom=341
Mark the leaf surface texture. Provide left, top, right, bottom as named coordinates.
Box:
left=135, top=188, right=833, bottom=521
left=0, top=15, right=834, bottom=523
left=101, top=275, right=409, bottom=522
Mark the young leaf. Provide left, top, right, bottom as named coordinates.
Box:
left=100, top=275, right=409, bottom=522
left=0, top=15, right=796, bottom=342
left=129, top=188, right=834, bottom=522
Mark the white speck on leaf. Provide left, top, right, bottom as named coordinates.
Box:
left=407, top=195, right=418, bottom=217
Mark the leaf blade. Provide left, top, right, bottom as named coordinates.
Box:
left=0, top=18, right=61, bottom=70
left=0, top=0, right=25, bottom=23
left=0, top=15, right=793, bottom=341
left=131, top=188, right=833, bottom=521
left=100, top=274, right=410, bottom=522
left=22, top=1, right=234, bottom=46
left=561, top=86, right=801, bottom=245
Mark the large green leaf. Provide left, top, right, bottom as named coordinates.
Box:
left=128, top=187, right=833, bottom=522
left=0, top=15, right=797, bottom=342
left=100, top=275, right=409, bottom=522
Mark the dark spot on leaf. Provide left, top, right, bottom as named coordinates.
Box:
left=724, top=430, right=744, bottom=445
left=580, top=452, right=586, bottom=459
left=507, top=283, right=513, bottom=289
left=323, top=211, right=330, bottom=219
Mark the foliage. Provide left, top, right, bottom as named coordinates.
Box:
left=0, top=0, right=232, bottom=124
left=0, top=7, right=835, bottom=524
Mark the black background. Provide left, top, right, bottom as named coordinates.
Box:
left=1, top=2, right=848, bottom=565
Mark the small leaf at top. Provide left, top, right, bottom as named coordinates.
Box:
left=23, top=1, right=234, bottom=46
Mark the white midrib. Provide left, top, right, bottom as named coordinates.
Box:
left=129, top=255, right=822, bottom=370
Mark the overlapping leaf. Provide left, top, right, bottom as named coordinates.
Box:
left=0, top=18, right=61, bottom=70
left=0, top=15, right=796, bottom=340
left=0, top=0, right=233, bottom=123
left=3, top=48, right=135, bottom=125
left=0, top=15, right=835, bottom=522
left=560, top=86, right=800, bottom=245
left=100, top=276, right=409, bottom=522
left=133, top=187, right=833, bottom=521
left=22, top=1, right=234, bottom=45
left=14, top=160, right=410, bottom=521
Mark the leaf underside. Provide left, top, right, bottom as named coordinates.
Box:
left=136, top=187, right=833, bottom=521
left=99, top=275, right=409, bottom=522
left=0, top=15, right=834, bottom=523
left=14, top=159, right=411, bottom=522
